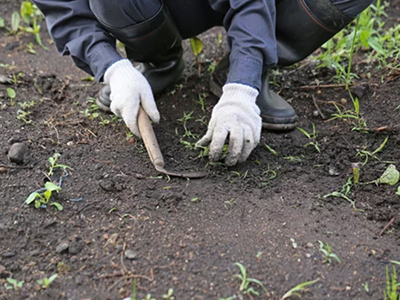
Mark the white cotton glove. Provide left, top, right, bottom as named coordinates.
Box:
left=104, top=59, right=160, bottom=137
left=196, top=83, right=262, bottom=166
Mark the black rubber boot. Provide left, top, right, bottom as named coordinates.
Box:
left=210, top=54, right=297, bottom=131
left=97, top=5, right=184, bottom=111
left=276, top=0, right=353, bottom=66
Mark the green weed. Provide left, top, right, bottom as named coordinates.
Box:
left=190, top=36, right=204, bottom=77
left=384, top=266, right=399, bottom=300
left=297, top=124, right=321, bottom=153
left=162, top=288, right=175, bottom=300
left=6, top=87, right=16, bottom=106
left=4, top=277, right=24, bottom=291
left=37, top=274, right=58, bottom=288
left=280, top=278, right=320, bottom=300
left=25, top=181, right=63, bottom=211
left=356, top=136, right=389, bottom=166
left=323, top=176, right=360, bottom=210
left=233, top=262, right=267, bottom=297
left=318, top=241, right=341, bottom=264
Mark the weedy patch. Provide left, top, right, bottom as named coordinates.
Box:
left=362, top=164, right=399, bottom=186
left=318, top=241, right=341, bottom=264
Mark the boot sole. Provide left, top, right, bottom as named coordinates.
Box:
left=210, top=79, right=297, bottom=131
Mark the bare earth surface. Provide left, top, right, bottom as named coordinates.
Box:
left=1, top=1, right=400, bottom=299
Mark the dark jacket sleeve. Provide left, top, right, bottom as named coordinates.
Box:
left=209, top=0, right=278, bottom=90
left=32, top=0, right=122, bottom=81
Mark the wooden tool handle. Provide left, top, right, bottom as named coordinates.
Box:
left=137, top=107, right=165, bottom=167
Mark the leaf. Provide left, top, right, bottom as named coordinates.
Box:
left=11, top=11, right=20, bottom=33
left=281, top=278, right=320, bottom=300
left=25, top=192, right=40, bottom=204
left=190, top=37, right=203, bottom=57
left=378, top=165, right=399, bottom=186
left=45, top=181, right=61, bottom=192
left=43, top=189, right=52, bottom=201
left=20, top=1, right=33, bottom=24
left=0, top=17, right=5, bottom=28
left=50, top=202, right=63, bottom=211
left=396, top=187, right=400, bottom=196
left=47, top=274, right=58, bottom=284
left=6, top=88, right=16, bottom=99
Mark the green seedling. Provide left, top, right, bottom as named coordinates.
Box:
left=233, top=262, right=267, bottom=296
left=162, top=288, right=175, bottom=300
left=129, top=279, right=137, bottom=300
left=297, top=124, right=321, bottom=153
left=363, top=164, right=399, bottom=186
left=396, top=187, right=400, bottom=196
left=363, top=282, right=369, bottom=294
left=0, top=16, right=5, bottom=28
left=280, top=278, right=320, bottom=300
left=224, top=197, right=236, bottom=209
left=384, top=266, right=399, bottom=300
left=5, top=277, right=24, bottom=290
left=190, top=36, right=204, bottom=77
left=25, top=181, right=63, bottom=211
left=11, top=11, right=20, bottom=33
left=196, top=93, right=208, bottom=112
left=177, top=111, right=197, bottom=139
left=20, top=1, right=48, bottom=49
left=17, top=109, right=32, bottom=124
left=47, top=153, right=72, bottom=176
left=26, top=42, right=36, bottom=54
left=323, top=176, right=362, bottom=210
left=264, top=143, right=277, bottom=156
left=356, top=136, right=389, bottom=166
left=7, top=87, right=16, bottom=106
left=37, top=273, right=58, bottom=288
left=318, top=240, right=341, bottom=264
left=142, top=294, right=156, bottom=300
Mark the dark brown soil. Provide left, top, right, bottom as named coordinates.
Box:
left=1, top=1, right=399, bottom=300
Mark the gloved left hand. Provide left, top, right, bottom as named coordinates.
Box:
left=196, top=83, right=262, bottom=166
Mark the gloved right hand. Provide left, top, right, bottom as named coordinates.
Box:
left=104, top=59, right=160, bottom=137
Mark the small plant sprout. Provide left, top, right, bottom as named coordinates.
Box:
left=297, top=124, right=321, bottom=153
left=5, top=277, right=24, bottom=290
left=323, top=176, right=360, bottom=210
left=190, top=36, right=204, bottom=77
left=142, top=294, right=156, bottom=300
left=233, top=262, right=267, bottom=296
left=280, top=278, right=320, bottom=300
left=177, top=111, right=197, bottom=139
left=47, top=153, right=72, bottom=176
left=7, top=87, right=16, bottom=106
left=363, top=282, right=370, bottom=293
left=356, top=136, right=389, bottom=165
left=363, top=164, right=399, bottom=186
left=162, top=288, right=175, bottom=300
left=264, top=143, right=277, bottom=156
left=37, top=274, right=58, bottom=288
left=318, top=240, right=341, bottom=264
left=396, top=187, right=400, bottom=196
left=25, top=181, right=63, bottom=211
left=196, top=92, right=208, bottom=112
left=384, top=266, right=399, bottom=300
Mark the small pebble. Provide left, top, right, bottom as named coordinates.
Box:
left=124, top=249, right=138, bottom=260
left=2, top=252, right=16, bottom=258
left=8, top=143, right=28, bottom=164
left=312, top=110, right=319, bottom=117
left=56, top=241, right=70, bottom=253
left=69, top=239, right=83, bottom=255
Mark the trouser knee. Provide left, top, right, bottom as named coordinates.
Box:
left=89, top=0, right=181, bottom=63
left=89, top=0, right=162, bottom=29
left=330, top=0, right=374, bottom=18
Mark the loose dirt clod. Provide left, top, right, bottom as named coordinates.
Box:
left=8, top=142, right=28, bottom=164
